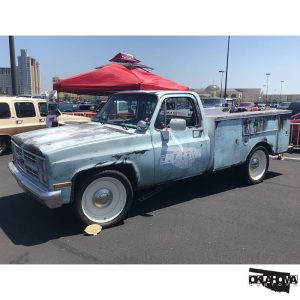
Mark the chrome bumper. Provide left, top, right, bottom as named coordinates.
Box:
left=8, top=162, right=63, bottom=208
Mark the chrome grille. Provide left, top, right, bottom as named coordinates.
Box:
left=24, top=152, right=37, bottom=164
left=12, top=141, right=45, bottom=183
left=25, top=165, right=39, bottom=180
left=15, top=146, right=22, bottom=157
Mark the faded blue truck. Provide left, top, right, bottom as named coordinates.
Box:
left=8, top=91, right=291, bottom=227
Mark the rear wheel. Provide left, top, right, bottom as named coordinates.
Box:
left=0, top=137, right=8, bottom=156
left=74, top=170, right=133, bottom=228
left=244, top=146, right=269, bottom=184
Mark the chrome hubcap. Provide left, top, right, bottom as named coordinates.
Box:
left=82, top=176, right=127, bottom=224
left=250, top=157, right=259, bottom=169
left=93, top=188, right=113, bottom=208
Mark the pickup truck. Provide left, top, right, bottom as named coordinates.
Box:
left=8, top=91, right=291, bottom=228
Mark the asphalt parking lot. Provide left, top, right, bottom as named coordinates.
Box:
left=0, top=152, right=299, bottom=264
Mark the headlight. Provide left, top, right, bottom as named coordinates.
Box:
left=37, top=159, right=48, bottom=185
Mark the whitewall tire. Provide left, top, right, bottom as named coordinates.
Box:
left=245, top=146, right=269, bottom=184
left=75, top=170, right=133, bottom=228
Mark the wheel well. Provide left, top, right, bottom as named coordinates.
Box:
left=71, top=164, right=138, bottom=202
left=253, top=142, right=273, bottom=155
left=244, top=142, right=272, bottom=165
left=0, top=135, right=11, bottom=142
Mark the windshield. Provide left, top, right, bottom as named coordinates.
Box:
left=92, top=93, right=157, bottom=128
left=203, top=98, right=224, bottom=107
left=239, top=103, right=251, bottom=107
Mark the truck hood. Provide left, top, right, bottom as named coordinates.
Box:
left=12, top=122, right=134, bottom=156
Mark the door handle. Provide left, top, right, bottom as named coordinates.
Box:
left=193, top=129, right=203, bottom=138
left=16, top=120, right=23, bottom=124
left=39, top=118, right=45, bottom=122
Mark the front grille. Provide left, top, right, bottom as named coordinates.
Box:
left=25, top=165, right=39, bottom=180
left=24, top=151, right=37, bottom=164
left=12, top=141, right=45, bottom=184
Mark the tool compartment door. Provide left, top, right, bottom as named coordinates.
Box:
left=213, top=118, right=243, bottom=170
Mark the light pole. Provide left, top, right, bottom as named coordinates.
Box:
left=219, top=70, right=224, bottom=97
left=280, top=80, right=284, bottom=101
left=265, top=73, right=271, bottom=104
left=262, top=84, right=266, bottom=102
left=8, top=36, right=18, bottom=96
left=223, top=36, right=230, bottom=99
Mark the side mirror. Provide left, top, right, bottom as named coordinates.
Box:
left=169, top=118, right=186, bottom=131
left=136, top=120, right=148, bottom=131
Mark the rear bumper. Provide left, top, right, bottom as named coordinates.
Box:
left=8, top=162, right=63, bottom=208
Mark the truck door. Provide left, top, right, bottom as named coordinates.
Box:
left=151, top=95, right=210, bottom=183
left=13, top=101, right=39, bottom=134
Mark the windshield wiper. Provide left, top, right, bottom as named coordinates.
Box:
left=121, top=122, right=128, bottom=130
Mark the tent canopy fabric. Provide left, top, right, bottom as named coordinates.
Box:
left=109, top=52, right=141, bottom=63
left=53, top=64, right=189, bottom=95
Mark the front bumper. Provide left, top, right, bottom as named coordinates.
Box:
left=8, top=162, right=63, bottom=208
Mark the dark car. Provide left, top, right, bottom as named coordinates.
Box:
left=287, top=102, right=300, bottom=116
left=202, top=97, right=227, bottom=108
left=277, top=101, right=291, bottom=110
left=58, top=102, right=78, bottom=112
left=76, top=103, right=96, bottom=111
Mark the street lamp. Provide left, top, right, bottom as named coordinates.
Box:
left=261, top=84, right=266, bottom=102
left=223, top=36, right=230, bottom=99
left=219, top=70, right=224, bottom=97
left=280, top=80, right=284, bottom=101
left=8, top=36, right=18, bottom=96
left=265, top=73, right=271, bottom=104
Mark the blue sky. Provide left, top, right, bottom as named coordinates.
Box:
left=1, top=36, right=300, bottom=94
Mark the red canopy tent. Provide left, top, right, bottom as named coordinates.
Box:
left=53, top=60, right=189, bottom=95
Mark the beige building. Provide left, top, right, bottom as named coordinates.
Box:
left=30, top=58, right=41, bottom=95
left=192, top=85, right=262, bottom=102
left=18, top=49, right=41, bottom=96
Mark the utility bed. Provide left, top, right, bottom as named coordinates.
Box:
left=205, top=110, right=291, bottom=171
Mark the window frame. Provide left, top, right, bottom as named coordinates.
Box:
left=154, top=96, right=201, bottom=130
left=14, top=101, right=36, bottom=118
left=38, top=102, right=48, bottom=117
left=0, top=102, right=11, bottom=119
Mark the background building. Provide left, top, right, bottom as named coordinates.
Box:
left=192, top=85, right=261, bottom=102
left=31, top=58, right=41, bottom=95
left=0, top=67, right=13, bottom=95
left=17, top=49, right=41, bottom=95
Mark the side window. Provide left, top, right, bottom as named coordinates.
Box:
left=38, top=102, right=48, bottom=117
left=0, top=103, right=11, bottom=119
left=155, top=97, right=199, bottom=130
left=14, top=102, right=36, bottom=118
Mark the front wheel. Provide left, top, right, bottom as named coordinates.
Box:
left=74, top=170, right=133, bottom=228
left=244, top=146, right=269, bottom=184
